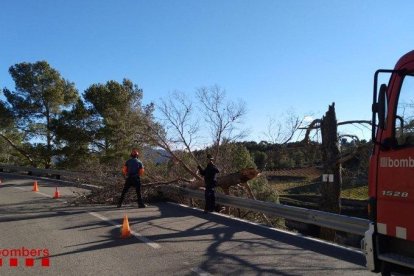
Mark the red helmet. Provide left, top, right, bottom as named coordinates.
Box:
left=131, top=149, right=139, bottom=157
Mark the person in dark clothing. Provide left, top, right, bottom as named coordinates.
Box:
left=117, top=149, right=146, bottom=208
left=198, top=154, right=220, bottom=213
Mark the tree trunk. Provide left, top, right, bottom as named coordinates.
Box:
left=0, top=133, right=36, bottom=167
left=185, top=168, right=272, bottom=224
left=45, top=107, right=52, bottom=169
left=186, top=168, right=259, bottom=189
left=319, top=103, right=342, bottom=241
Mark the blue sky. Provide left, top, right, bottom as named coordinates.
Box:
left=1, top=0, right=413, bottom=142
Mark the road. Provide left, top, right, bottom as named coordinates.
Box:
left=0, top=172, right=376, bottom=275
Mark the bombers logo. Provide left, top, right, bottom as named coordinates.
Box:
left=380, top=157, right=414, bottom=168
left=0, top=247, right=50, bottom=267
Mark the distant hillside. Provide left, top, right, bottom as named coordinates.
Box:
left=142, top=147, right=170, bottom=164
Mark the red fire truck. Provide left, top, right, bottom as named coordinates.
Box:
left=364, top=50, right=414, bottom=275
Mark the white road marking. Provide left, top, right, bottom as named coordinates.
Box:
left=37, top=191, right=53, bottom=198
left=184, top=261, right=212, bottom=276
left=12, top=183, right=159, bottom=248
left=88, top=212, right=161, bottom=249
left=13, top=183, right=161, bottom=249
left=12, top=186, right=67, bottom=203
left=190, top=267, right=212, bottom=276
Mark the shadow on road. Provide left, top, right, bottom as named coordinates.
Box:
left=43, top=202, right=367, bottom=276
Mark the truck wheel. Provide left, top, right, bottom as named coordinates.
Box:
left=381, top=262, right=391, bottom=276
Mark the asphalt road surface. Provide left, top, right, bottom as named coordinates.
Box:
left=0, top=172, right=376, bottom=276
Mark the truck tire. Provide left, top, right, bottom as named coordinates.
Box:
left=381, top=261, right=391, bottom=276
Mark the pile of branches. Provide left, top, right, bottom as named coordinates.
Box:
left=71, top=168, right=260, bottom=207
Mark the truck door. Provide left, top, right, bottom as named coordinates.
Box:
left=377, top=67, right=414, bottom=245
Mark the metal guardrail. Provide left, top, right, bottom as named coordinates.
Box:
left=281, top=194, right=368, bottom=208
left=0, top=164, right=103, bottom=189
left=0, top=164, right=370, bottom=236
left=0, top=164, right=80, bottom=179
left=158, top=185, right=370, bottom=236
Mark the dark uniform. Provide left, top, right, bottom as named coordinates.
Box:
left=198, top=158, right=220, bottom=213
left=117, top=150, right=145, bottom=208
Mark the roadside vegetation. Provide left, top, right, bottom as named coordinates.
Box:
left=0, top=61, right=371, bottom=223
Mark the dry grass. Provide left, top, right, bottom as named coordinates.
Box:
left=264, top=167, right=368, bottom=200
left=341, top=186, right=369, bottom=200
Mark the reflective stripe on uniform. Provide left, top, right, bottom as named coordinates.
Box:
left=377, top=223, right=387, bottom=235
left=396, top=226, right=407, bottom=239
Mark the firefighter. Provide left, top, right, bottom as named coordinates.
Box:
left=198, top=153, right=220, bottom=213
left=117, top=149, right=146, bottom=208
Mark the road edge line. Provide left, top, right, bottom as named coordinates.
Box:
left=88, top=211, right=161, bottom=249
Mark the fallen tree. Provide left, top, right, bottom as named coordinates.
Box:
left=74, top=88, right=271, bottom=224
left=73, top=168, right=260, bottom=203
left=185, top=167, right=259, bottom=189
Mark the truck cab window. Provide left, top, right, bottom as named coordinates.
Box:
left=396, top=74, right=414, bottom=146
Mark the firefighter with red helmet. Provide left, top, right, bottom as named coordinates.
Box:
left=117, top=149, right=146, bottom=208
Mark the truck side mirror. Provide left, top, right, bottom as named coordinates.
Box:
left=378, top=84, right=387, bottom=129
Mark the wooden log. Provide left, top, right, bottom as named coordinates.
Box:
left=185, top=168, right=259, bottom=189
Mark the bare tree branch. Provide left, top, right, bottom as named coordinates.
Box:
left=196, top=85, right=247, bottom=159
left=336, top=143, right=371, bottom=165
left=301, top=119, right=371, bottom=143
left=265, top=110, right=306, bottom=144
left=337, top=120, right=371, bottom=126
left=140, top=117, right=202, bottom=181
left=0, top=133, right=35, bottom=166
left=338, top=134, right=360, bottom=142
left=157, top=92, right=201, bottom=167
left=302, top=119, right=322, bottom=143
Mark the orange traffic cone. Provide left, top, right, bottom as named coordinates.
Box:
left=120, top=214, right=132, bottom=238
left=53, top=187, right=60, bottom=199
left=32, top=181, right=39, bottom=192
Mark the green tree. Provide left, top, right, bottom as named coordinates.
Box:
left=215, top=143, right=256, bottom=174
left=253, top=151, right=267, bottom=170
left=0, top=101, right=23, bottom=164
left=2, top=61, right=78, bottom=167
left=0, top=101, right=14, bottom=128
left=52, top=99, right=94, bottom=168
left=84, top=79, right=153, bottom=165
